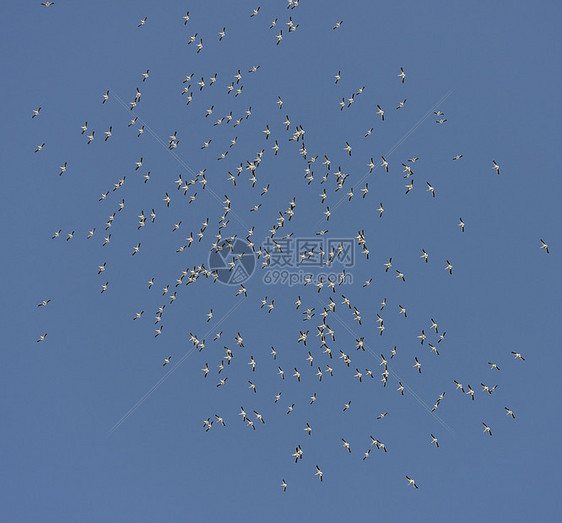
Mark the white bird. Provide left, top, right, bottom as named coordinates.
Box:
left=482, top=422, right=492, bottom=436
left=493, top=160, right=500, bottom=175
left=406, top=476, right=418, bottom=488
left=32, top=107, right=41, bottom=118
left=162, top=356, right=171, bottom=366
left=426, top=182, right=436, bottom=198
left=540, top=239, right=549, bottom=254
left=314, top=465, right=323, bottom=482
left=398, top=67, right=406, bottom=83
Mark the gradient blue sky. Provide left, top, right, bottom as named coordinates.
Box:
left=1, top=1, right=561, bottom=521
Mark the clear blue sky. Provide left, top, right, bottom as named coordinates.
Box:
left=1, top=1, right=561, bottom=521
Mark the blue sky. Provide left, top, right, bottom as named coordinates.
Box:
left=1, top=1, right=561, bottom=521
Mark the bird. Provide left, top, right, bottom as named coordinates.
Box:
left=162, top=356, right=171, bottom=366
left=281, top=479, right=287, bottom=492
left=482, top=422, right=492, bottom=436
left=398, top=67, right=406, bottom=83
left=381, top=156, right=389, bottom=172
left=138, top=17, right=147, bottom=27
left=505, top=407, right=515, bottom=419
left=426, top=182, right=436, bottom=198
left=32, top=107, right=41, bottom=118
left=34, top=143, right=45, bottom=153
left=540, top=239, right=549, bottom=254
left=38, top=299, right=51, bottom=307
left=458, top=218, right=465, bottom=232
left=492, top=160, right=500, bottom=175
left=333, top=20, right=343, bottom=29
left=511, top=351, right=525, bottom=361
left=342, top=438, right=351, bottom=453
left=376, top=105, right=385, bottom=121
left=405, top=476, right=418, bottom=488
left=41, top=2, right=55, bottom=6
left=314, top=465, right=323, bottom=482
left=431, top=434, right=439, bottom=447
left=37, top=333, right=47, bottom=342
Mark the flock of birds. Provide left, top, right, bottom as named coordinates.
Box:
left=33, top=2, right=550, bottom=491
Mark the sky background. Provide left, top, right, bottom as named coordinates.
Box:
left=1, top=1, right=561, bottom=521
